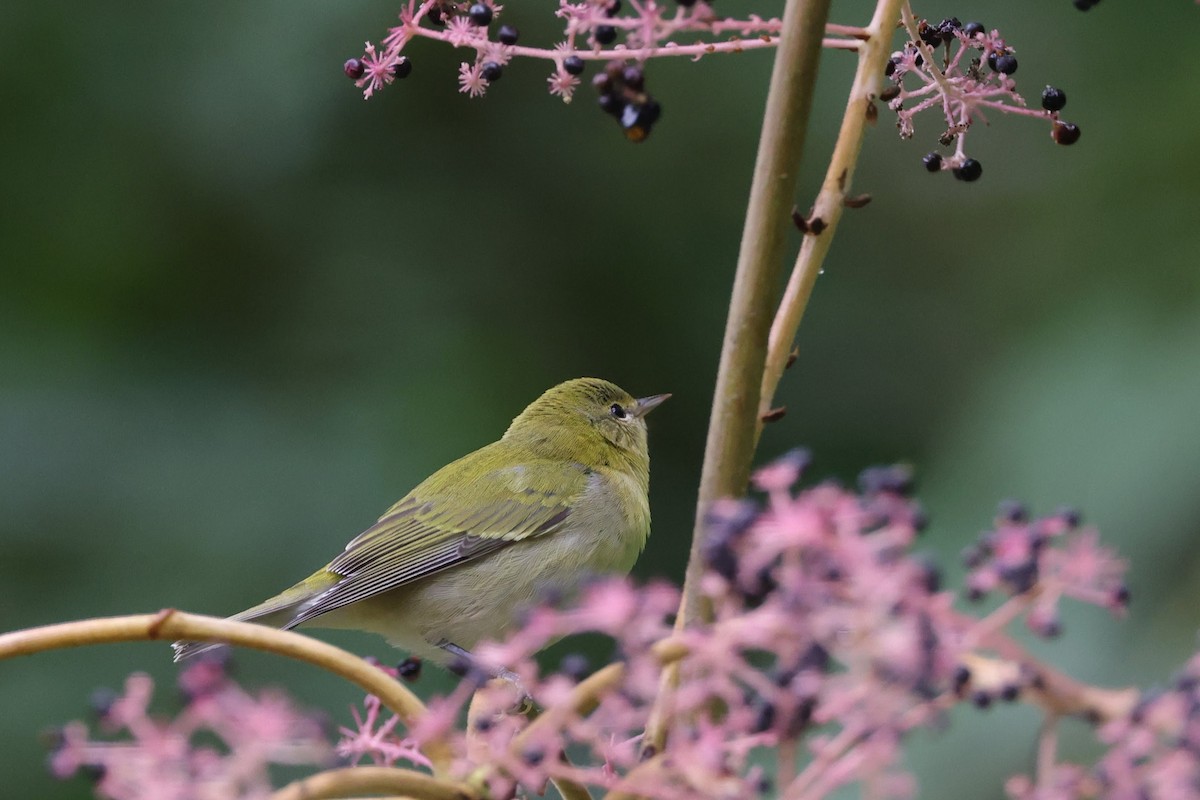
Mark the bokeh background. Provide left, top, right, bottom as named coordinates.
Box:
left=2, top=0, right=1197, bottom=796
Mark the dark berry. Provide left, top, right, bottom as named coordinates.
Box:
left=560, top=653, right=590, bottom=681
left=397, top=657, right=422, bottom=681
left=428, top=6, right=445, bottom=25
left=1053, top=121, right=1081, bottom=145
left=963, top=21, right=985, bottom=37
left=343, top=58, right=365, bottom=80
left=80, top=764, right=107, bottom=784
left=391, top=57, right=412, bottom=79
left=879, top=85, right=901, bottom=102
left=498, top=24, right=519, bottom=45
left=986, top=51, right=998, bottom=71
left=677, top=0, right=697, bottom=5
left=598, top=93, right=623, bottom=116
left=1000, top=684, right=1021, bottom=702
left=563, top=55, right=585, bottom=76
left=480, top=61, right=503, bottom=81
left=1073, top=0, right=1097, bottom=9
left=919, top=22, right=941, bottom=47
left=468, top=3, right=493, bottom=26
left=89, top=688, right=119, bottom=719
left=884, top=59, right=896, bottom=77
left=997, top=499, right=1027, bottom=522
left=640, top=98, right=661, bottom=124
left=972, top=690, right=993, bottom=709
left=622, top=65, right=644, bottom=90
left=1041, top=85, right=1067, bottom=111
left=615, top=100, right=660, bottom=141
left=915, top=555, right=942, bottom=593
left=936, top=18, right=961, bottom=42
left=606, top=0, right=622, bottom=15
left=1113, top=584, right=1131, bottom=606
left=994, top=54, right=1018, bottom=75
left=595, top=25, right=617, bottom=45
left=1056, top=505, right=1082, bottom=527
left=952, top=664, right=972, bottom=694
left=522, top=746, right=546, bottom=766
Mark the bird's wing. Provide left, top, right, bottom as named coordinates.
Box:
left=290, top=454, right=590, bottom=626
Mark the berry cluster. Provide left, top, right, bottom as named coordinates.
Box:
left=885, top=16, right=1082, bottom=182
left=594, top=61, right=662, bottom=142
left=341, top=0, right=863, bottom=137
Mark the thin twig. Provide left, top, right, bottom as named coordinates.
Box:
left=271, top=766, right=476, bottom=800
left=758, top=0, right=905, bottom=425
left=1036, top=715, right=1060, bottom=791
left=0, top=610, right=452, bottom=773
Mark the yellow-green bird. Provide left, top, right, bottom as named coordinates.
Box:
left=173, top=378, right=668, bottom=671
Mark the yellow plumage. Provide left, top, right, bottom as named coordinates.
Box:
left=173, top=378, right=667, bottom=667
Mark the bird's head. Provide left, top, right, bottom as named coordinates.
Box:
left=505, top=378, right=670, bottom=468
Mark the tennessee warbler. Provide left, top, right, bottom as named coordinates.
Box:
left=173, top=378, right=668, bottom=671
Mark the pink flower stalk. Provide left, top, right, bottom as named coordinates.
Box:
left=48, top=453, right=1150, bottom=799
left=47, top=656, right=332, bottom=800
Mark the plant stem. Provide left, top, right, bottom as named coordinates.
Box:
left=0, top=610, right=453, bottom=773
left=680, top=0, right=833, bottom=630
left=643, top=0, right=832, bottom=760
left=270, top=766, right=477, bottom=800
left=758, top=0, right=905, bottom=425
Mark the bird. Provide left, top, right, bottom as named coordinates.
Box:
left=172, top=378, right=669, bottom=675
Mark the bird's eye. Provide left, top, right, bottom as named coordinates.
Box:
left=610, top=403, right=628, bottom=420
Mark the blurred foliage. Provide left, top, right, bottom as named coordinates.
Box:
left=1, top=1, right=1197, bottom=797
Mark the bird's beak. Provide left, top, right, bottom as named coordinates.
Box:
left=632, top=393, right=671, bottom=418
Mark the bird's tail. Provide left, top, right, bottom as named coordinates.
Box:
left=171, top=573, right=336, bottom=661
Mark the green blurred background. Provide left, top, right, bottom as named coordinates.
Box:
left=2, top=0, right=1197, bottom=796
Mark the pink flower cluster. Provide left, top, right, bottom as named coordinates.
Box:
left=49, top=452, right=1149, bottom=799
left=336, top=453, right=1132, bottom=799
left=47, top=655, right=332, bottom=800
left=884, top=16, right=1083, bottom=180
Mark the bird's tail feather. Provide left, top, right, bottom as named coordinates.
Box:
left=171, top=574, right=335, bottom=662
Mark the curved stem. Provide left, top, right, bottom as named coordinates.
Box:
left=270, top=766, right=477, bottom=800
left=758, top=0, right=904, bottom=424
left=0, top=610, right=452, bottom=773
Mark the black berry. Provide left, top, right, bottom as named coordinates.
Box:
left=391, top=57, right=412, bottom=79
left=953, top=159, right=983, bottom=182
left=997, top=498, right=1028, bottom=523
left=480, top=61, right=503, bottom=81
left=622, top=65, right=644, bottom=90
left=884, top=59, right=896, bottom=77
left=1041, top=85, right=1067, bottom=112
left=598, top=93, right=623, bottom=116
left=1052, top=121, right=1081, bottom=145
left=468, top=3, right=493, bottom=26
left=922, top=152, right=943, bottom=172
left=994, top=54, right=1018, bottom=75
left=560, top=653, right=590, bottom=681
left=498, top=24, right=519, bottom=45
left=606, top=0, right=622, bottom=15
left=397, top=657, right=422, bottom=681
left=963, top=21, right=985, bottom=37
left=595, top=25, right=617, bottom=45
left=563, top=55, right=585, bottom=76
left=343, top=58, right=365, bottom=79
left=428, top=6, right=445, bottom=25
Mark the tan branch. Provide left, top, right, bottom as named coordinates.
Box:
left=270, top=766, right=476, bottom=800
left=758, top=0, right=905, bottom=424
left=0, top=611, right=452, bottom=772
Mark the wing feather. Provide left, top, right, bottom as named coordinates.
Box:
left=290, top=451, right=588, bottom=626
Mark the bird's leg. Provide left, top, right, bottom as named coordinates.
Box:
left=438, top=641, right=533, bottom=712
